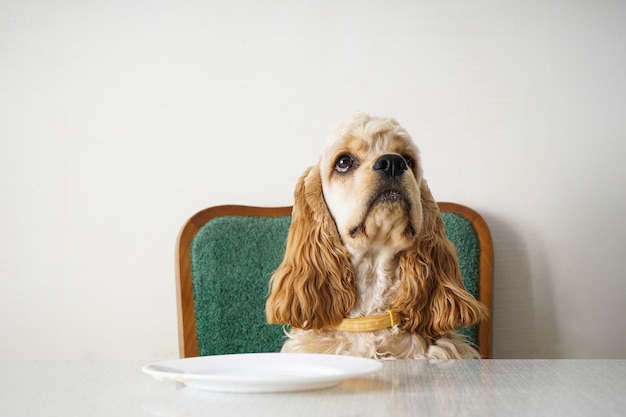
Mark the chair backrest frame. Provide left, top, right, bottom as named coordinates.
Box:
left=437, top=202, right=493, bottom=359
left=175, top=205, right=292, bottom=358
left=176, top=202, right=493, bottom=358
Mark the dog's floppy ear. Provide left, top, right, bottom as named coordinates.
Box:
left=266, top=165, right=357, bottom=329
left=392, top=180, right=487, bottom=338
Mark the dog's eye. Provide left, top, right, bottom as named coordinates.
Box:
left=334, top=154, right=356, bottom=173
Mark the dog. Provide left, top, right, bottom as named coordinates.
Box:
left=266, top=113, right=487, bottom=359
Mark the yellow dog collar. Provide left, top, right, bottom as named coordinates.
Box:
left=334, top=310, right=401, bottom=332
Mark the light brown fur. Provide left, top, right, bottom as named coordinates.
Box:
left=266, top=113, right=487, bottom=359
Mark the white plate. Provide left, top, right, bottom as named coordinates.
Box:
left=142, top=353, right=382, bottom=393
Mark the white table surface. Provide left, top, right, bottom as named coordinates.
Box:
left=1, top=359, right=625, bottom=417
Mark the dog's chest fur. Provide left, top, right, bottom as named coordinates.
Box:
left=349, top=251, right=401, bottom=317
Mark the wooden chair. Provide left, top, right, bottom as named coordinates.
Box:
left=176, top=202, right=493, bottom=358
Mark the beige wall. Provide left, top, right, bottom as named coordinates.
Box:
left=1, top=0, right=625, bottom=358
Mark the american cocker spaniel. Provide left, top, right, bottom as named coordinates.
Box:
left=266, top=113, right=487, bottom=359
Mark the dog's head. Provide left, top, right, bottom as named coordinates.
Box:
left=266, top=113, right=486, bottom=337
left=320, top=113, right=423, bottom=256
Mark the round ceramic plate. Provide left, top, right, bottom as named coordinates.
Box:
left=142, top=353, right=382, bottom=393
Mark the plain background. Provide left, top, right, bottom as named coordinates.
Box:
left=1, top=0, right=625, bottom=359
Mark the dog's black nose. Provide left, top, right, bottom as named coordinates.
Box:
left=373, top=154, right=408, bottom=178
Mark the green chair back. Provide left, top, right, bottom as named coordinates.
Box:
left=176, top=203, right=492, bottom=358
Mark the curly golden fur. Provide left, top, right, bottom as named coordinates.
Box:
left=266, top=113, right=487, bottom=359
left=265, top=165, right=357, bottom=330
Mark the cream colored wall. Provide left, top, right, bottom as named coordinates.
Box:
left=1, top=0, right=625, bottom=358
